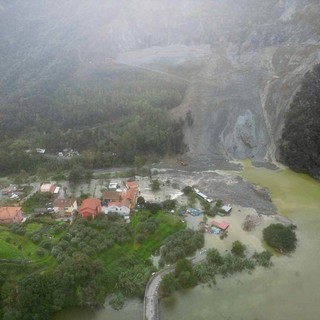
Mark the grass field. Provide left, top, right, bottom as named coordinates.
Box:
left=0, top=220, right=61, bottom=270
left=0, top=238, right=24, bottom=259
left=25, top=222, right=43, bottom=233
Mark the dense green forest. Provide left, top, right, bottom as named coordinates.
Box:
left=0, top=64, right=188, bottom=175
left=280, top=63, right=320, bottom=178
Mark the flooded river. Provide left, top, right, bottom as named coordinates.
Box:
left=54, top=164, right=320, bottom=320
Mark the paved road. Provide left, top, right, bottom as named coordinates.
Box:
left=144, top=266, right=174, bottom=320
left=143, top=255, right=206, bottom=320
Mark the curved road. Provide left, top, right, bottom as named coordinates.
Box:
left=143, top=255, right=206, bottom=320
left=144, top=266, right=175, bottom=320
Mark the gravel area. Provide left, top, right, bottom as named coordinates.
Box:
left=146, top=167, right=277, bottom=216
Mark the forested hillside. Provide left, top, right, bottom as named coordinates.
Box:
left=0, top=0, right=199, bottom=176
left=280, top=64, right=320, bottom=178
left=0, top=63, right=187, bottom=175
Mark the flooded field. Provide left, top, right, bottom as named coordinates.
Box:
left=54, top=163, right=320, bottom=320
left=160, top=163, right=320, bottom=320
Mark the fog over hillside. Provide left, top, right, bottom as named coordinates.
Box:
left=0, top=0, right=319, bottom=164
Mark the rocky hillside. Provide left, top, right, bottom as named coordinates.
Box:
left=174, top=0, right=320, bottom=164
left=1, top=0, right=319, bottom=165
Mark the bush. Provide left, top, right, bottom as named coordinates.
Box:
left=136, top=196, right=146, bottom=207
left=231, top=241, right=246, bottom=257
left=252, top=251, right=273, bottom=268
left=36, top=247, right=46, bottom=256
left=151, top=180, right=160, bottom=192
left=206, top=248, right=224, bottom=266
left=161, top=273, right=176, bottom=295
left=145, top=202, right=162, bottom=214
left=109, top=293, right=125, bottom=310
left=9, top=224, right=26, bottom=236
left=29, top=232, right=42, bottom=244
left=162, top=199, right=177, bottom=211
left=182, top=186, right=193, bottom=195
left=263, top=224, right=297, bottom=253
left=40, top=239, right=52, bottom=250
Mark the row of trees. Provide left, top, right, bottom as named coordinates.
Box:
left=161, top=244, right=273, bottom=296
left=161, top=222, right=298, bottom=296
left=159, top=229, right=204, bottom=267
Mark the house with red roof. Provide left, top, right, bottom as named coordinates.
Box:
left=103, top=183, right=138, bottom=222
left=79, top=198, right=101, bottom=219
left=103, top=191, right=122, bottom=202
left=210, top=220, right=230, bottom=232
left=0, top=207, right=23, bottom=224
left=125, top=188, right=138, bottom=210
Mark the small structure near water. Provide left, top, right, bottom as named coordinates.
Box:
left=221, top=204, right=232, bottom=214
left=209, top=220, right=230, bottom=234
left=186, top=207, right=203, bottom=216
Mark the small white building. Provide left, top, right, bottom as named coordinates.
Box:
left=221, top=204, right=232, bottom=214
left=102, top=204, right=130, bottom=222
left=108, top=180, right=122, bottom=191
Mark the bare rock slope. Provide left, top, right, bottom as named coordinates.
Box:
left=173, top=0, right=320, bottom=163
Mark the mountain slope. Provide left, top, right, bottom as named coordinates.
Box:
left=0, top=0, right=319, bottom=166
left=173, top=0, right=320, bottom=163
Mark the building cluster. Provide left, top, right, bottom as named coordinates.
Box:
left=0, top=180, right=139, bottom=225
left=100, top=180, right=139, bottom=222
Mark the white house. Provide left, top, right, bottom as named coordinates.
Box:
left=102, top=203, right=130, bottom=222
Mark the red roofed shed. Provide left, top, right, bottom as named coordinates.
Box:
left=211, top=220, right=230, bottom=231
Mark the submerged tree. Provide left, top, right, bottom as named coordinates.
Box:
left=263, top=224, right=297, bottom=253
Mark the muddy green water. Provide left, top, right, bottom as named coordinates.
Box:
left=54, top=165, right=320, bottom=320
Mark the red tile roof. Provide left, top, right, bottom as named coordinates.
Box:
left=79, top=198, right=101, bottom=219
left=126, top=188, right=138, bottom=200
left=211, top=220, right=230, bottom=231
left=103, top=191, right=122, bottom=201
left=126, top=181, right=138, bottom=189
left=0, top=207, right=22, bottom=224
left=107, top=188, right=138, bottom=210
